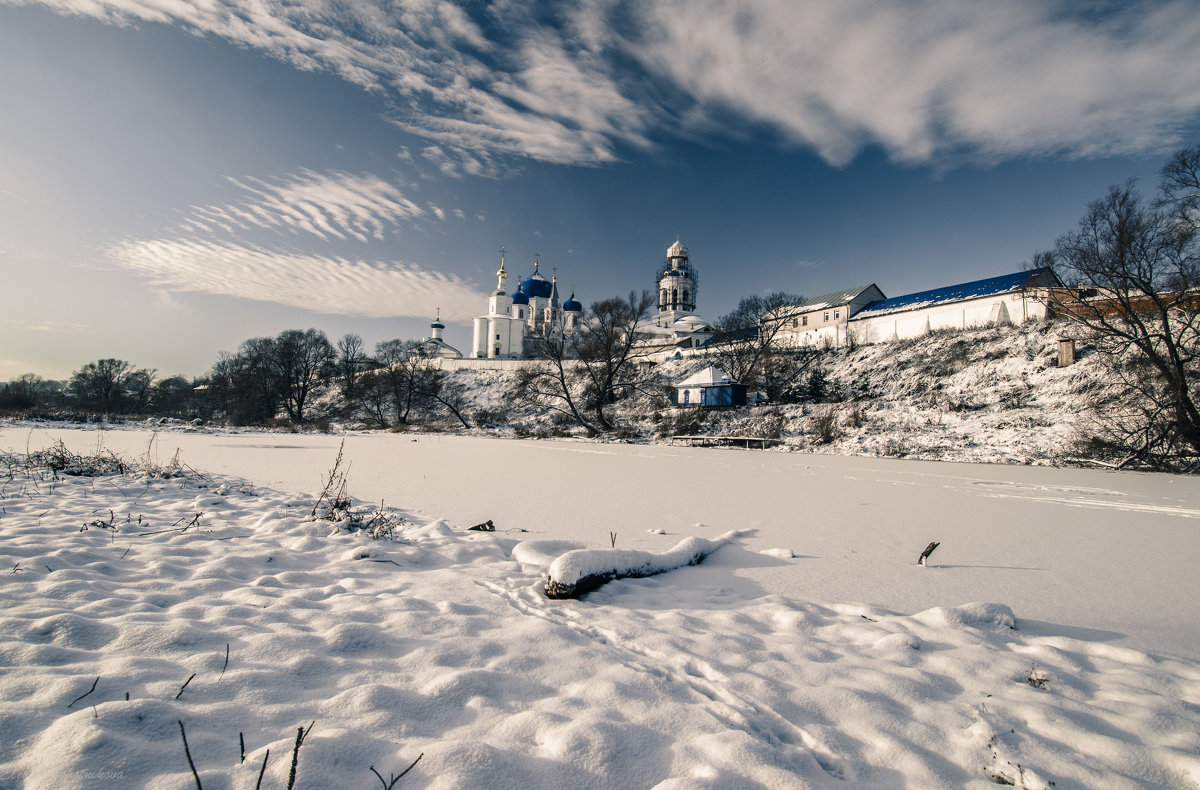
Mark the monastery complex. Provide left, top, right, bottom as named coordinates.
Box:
left=421, top=238, right=1060, bottom=368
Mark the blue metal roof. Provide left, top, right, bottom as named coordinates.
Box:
left=857, top=269, right=1053, bottom=317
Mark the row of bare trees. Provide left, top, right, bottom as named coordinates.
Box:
left=0, top=362, right=193, bottom=416
left=204, top=329, right=469, bottom=427
left=1, top=328, right=470, bottom=427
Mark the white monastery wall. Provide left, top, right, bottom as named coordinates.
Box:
left=849, top=292, right=1049, bottom=345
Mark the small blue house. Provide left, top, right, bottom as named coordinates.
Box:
left=674, top=365, right=748, bottom=407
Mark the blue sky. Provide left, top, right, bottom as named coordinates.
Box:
left=2, top=0, right=1199, bottom=380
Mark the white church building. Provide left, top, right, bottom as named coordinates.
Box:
left=470, top=251, right=581, bottom=359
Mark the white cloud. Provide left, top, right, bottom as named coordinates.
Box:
left=181, top=170, right=425, bottom=242
left=20, top=320, right=89, bottom=334
left=21, top=0, right=1200, bottom=167
left=630, top=0, right=1200, bottom=164
left=106, top=238, right=482, bottom=321
left=17, top=319, right=88, bottom=333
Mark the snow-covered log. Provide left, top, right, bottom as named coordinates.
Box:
left=544, top=531, right=742, bottom=599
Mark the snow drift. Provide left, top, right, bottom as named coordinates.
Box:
left=544, top=531, right=743, bottom=598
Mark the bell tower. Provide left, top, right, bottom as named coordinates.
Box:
left=655, top=236, right=698, bottom=327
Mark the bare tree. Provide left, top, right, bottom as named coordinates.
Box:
left=273, top=329, right=335, bottom=423
left=374, top=339, right=430, bottom=426
left=366, top=339, right=471, bottom=428
left=208, top=339, right=280, bottom=425
left=335, top=333, right=366, bottom=399
left=0, top=373, right=45, bottom=410
left=576, top=291, right=657, bottom=430
left=125, top=368, right=157, bottom=414
left=151, top=375, right=194, bottom=417
left=1039, top=164, right=1199, bottom=468
left=70, top=359, right=134, bottom=412
left=709, top=292, right=817, bottom=403
left=517, top=318, right=597, bottom=432
left=1159, top=143, right=1200, bottom=230
left=354, top=369, right=393, bottom=428
left=417, top=363, right=472, bottom=429
left=520, top=290, right=656, bottom=432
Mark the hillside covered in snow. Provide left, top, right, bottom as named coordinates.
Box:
left=435, top=320, right=1113, bottom=468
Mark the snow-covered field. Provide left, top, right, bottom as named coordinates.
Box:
left=2, top=425, right=1200, bottom=788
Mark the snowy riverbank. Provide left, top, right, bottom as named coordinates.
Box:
left=2, top=427, right=1199, bottom=787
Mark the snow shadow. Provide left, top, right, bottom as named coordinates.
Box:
left=1017, top=618, right=1126, bottom=643
left=936, top=564, right=1046, bottom=571
left=582, top=543, right=787, bottom=611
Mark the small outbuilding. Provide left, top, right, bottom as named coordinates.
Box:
left=674, top=365, right=747, bottom=407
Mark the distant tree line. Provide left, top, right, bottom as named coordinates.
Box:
left=0, top=327, right=471, bottom=429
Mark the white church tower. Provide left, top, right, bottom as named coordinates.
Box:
left=655, top=236, right=698, bottom=328
left=470, top=249, right=526, bottom=359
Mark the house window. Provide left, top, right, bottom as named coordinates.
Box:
left=495, top=333, right=500, bottom=340
left=823, top=312, right=829, bottom=322
left=834, top=310, right=840, bottom=319
left=792, top=318, right=799, bottom=328
left=802, top=316, right=808, bottom=326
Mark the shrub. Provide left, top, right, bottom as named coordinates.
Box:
left=844, top=400, right=866, bottom=429
left=809, top=406, right=840, bottom=444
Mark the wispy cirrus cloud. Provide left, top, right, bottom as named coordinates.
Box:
left=20, top=320, right=89, bottom=334
left=177, top=170, right=426, bottom=242
left=107, top=168, right=479, bottom=319
left=108, top=238, right=480, bottom=321
left=13, top=0, right=1200, bottom=168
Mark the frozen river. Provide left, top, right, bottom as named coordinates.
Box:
left=5, top=423, right=1200, bottom=660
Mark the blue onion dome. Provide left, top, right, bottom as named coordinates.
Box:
left=430, top=319, right=444, bottom=329
left=511, top=286, right=529, bottom=305
left=563, top=291, right=582, bottom=312
left=519, top=261, right=554, bottom=299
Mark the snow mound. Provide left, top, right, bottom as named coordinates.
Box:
left=511, top=539, right=587, bottom=570
left=545, top=531, right=745, bottom=599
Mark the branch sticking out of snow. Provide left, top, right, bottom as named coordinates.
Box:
left=544, top=531, right=745, bottom=599
left=917, top=541, right=940, bottom=566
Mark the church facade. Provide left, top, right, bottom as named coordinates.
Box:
left=465, top=239, right=712, bottom=363
left=469, top=251, right=582, bottom=359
